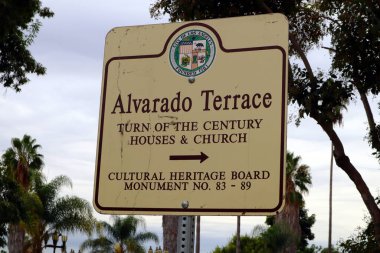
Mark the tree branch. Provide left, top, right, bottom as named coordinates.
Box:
left=359, top=90, right=380, bottom=154
left=312, top=113, right=380, bottom=248
left=322, top=46, right=336, bottom=52
left=257, top=0, right=317, bottom=85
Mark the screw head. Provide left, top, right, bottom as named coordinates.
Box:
left=181, top=200, right=189, bottom=209
left=188, top=76, right=195, bottom=84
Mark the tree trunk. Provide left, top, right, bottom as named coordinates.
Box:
left=162, top=215, right=179, bottom=253
left=283, top=2, right=380, bottom=245
left=316, top=117, right=380, bottom=249
left=195, top=216, right=200, bottom=253
left=359, top=91, right=380, bottom=153
left=31, top=236, right=43, bottom=253
left=8, top=224, right=24, bottom=253
left=236, top=216, right=241, bottom=253
left=258, top=0, right=380, bottom=248
left=275, top=179, right=301, bottom=253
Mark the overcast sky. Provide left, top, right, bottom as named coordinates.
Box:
left=1, top=1, right=379, bottom=252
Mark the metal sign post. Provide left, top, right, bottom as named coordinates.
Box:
left=177, top=216, right=195, bottom=253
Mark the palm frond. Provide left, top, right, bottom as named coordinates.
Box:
left=49, top=196, right=94, bottom=234
left=33, top=175, right=73, bottom=223
left=133, top=231, right=159, bottom=244
left=100, top=219, right=117, bottom=241
left=286, top=151, right=312, bottom=196
left=2, top=134, right=44, bottom=188
left=80, top=236, right=113, bottom=253
left=84, top=216, right=158, bottom=253
left=124, top=238, right=146, bottom=253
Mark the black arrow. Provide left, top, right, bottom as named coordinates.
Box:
left=169, top=152, right=209, bottom=163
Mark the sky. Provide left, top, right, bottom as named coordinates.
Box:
left=0, top=1, right=379, bottom=252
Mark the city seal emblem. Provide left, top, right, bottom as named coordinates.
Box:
left=169, top=29, right=216, bottom=77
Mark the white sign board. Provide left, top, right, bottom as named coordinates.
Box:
left=94, top=14, right=288, bottom=215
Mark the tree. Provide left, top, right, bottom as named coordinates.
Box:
left=212, top=234, right=266, bottom=253
left=1, top=134, right=44, bottom=253
left=298, top=206, right=316, bottom=250
left=267, top=205, right=316, bottom=252
left=0, top=165, right=29, bottom=248
left=338, top=216, right=378, bottom=253
left=80, top=216, right=159, bottom=253
left=26, top=175, right=94, bottom=253
left=162, top=215, right=178, bottom=253
left=150, top=0, right=380, bottom=248
left=338, top=197, right=380, bottom=253
left=280, top=152, right=312, bottom=252
left=1, top=135, right=44, bottom=190
left=292, top=1, right=380, bottom=246
left=0, top=0, right=53, bottom=91
left=319, top=1, right=380, bottom=158
left=267, top=151, right=313, bottom=252
left=262, top=223, right=297, bottom=253
left=211, top=224, right=295, bottom=253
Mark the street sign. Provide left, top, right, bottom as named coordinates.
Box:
left=94, top=14, right=288, bottom=215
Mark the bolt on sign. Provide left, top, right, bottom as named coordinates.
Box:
left=94, top=14, right=288, bottom=215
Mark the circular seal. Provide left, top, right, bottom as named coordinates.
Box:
left=169, top=30, right=216, bottom=77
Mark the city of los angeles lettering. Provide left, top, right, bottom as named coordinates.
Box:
left=111, top=89, right=272, bottom=114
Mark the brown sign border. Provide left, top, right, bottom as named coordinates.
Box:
left=95, top=22, right=287, bottom=214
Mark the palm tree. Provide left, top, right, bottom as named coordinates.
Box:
left=0, top=163, right=29, bottom=248
left=25, top=175, right=94, bottom=253
left=1, top=135, right=44, bottom=253
left=2, top=135, right=44, bottom=189
left=162, top=215, right=179, bottom=252
left=274, top=151, right=312, bottom=253
left=81, top=216, right=159, bottom=253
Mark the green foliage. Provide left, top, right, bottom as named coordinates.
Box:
left=337, top=197, right=380, bottom=253
left=298, top=244, right=322, bottom=253
left=0, top=135, right=45, bottom=248
left=310, top=0, right=380, bottom=159
left=368, top=124, right=380, bottom=161
left=290, top=67, right=353, bottom=125
left=320, top=0, right=380, bottom=94
left=0, top=166, right=22, bottom=246
left=0, top=166, right=22, bottom=220
left=0, top=172, right=42, bottom=247
left=0, top=135, right=94, bottom=251
left=266, top=206, right=316, bottom=251
left=320, top=248, right=339, bottom=253
left=211, top=223, right=296, bottom=253
left=81, top=216, right=159, bottom=253
left=299, top=207, right=316, bottom=250
left=286, top=152, right=312, bottom=197
left=26, top=175, right=95, bottom=253
left=1, top=134, right=44, bottom=189
left=262, top=223, right=297, bottom=253
left=270, top=151, right=315, bottom=251
left=0, top=0, right=53, bottom=91
left=338, top=220, right=378, bottom=253
left=150, top=0, right=325, bottom=57
left=212, top=235, right=266, bottom=253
